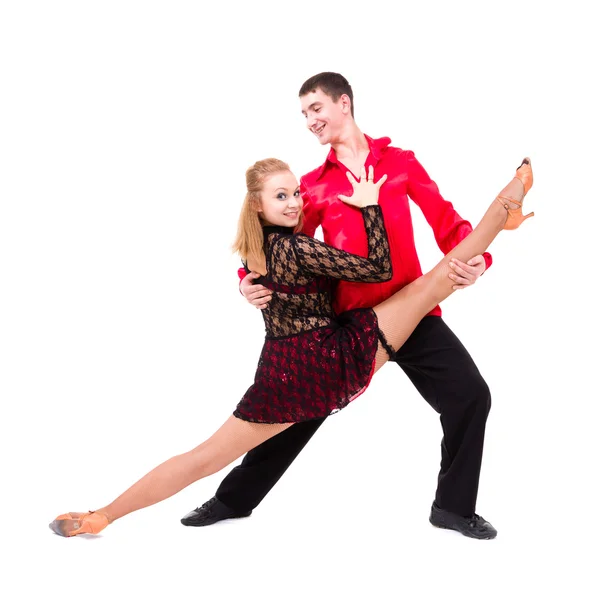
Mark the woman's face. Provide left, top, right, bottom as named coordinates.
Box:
left=259, top=171, right=303, bottom=227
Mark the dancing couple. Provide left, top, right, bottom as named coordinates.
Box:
left=50, top=73, right=535, bottom=540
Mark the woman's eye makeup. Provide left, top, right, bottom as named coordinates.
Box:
left=276, top=189, right=300, bottom=200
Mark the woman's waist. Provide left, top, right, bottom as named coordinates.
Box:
left=263, top=308, right=375, bottom=341
left=263, top=316, right=336, bottom=340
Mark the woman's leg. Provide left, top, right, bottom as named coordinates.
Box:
left=372, top=168, right=530, bottom=373
left=51, top=417, right=292, bottom=534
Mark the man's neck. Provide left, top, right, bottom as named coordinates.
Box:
left=330, top=122, right=368, bottom=162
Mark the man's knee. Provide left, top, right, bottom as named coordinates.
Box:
left=466, top=372, right=491, bottom=416
left=442, top=369, right=491, bottom=418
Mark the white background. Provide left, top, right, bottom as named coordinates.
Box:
left=1, top=1, right=599, bottom=598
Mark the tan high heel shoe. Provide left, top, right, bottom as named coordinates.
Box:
left=49, top=510, right=109, bottom=537
left=496, top=158, right=535, bottom=230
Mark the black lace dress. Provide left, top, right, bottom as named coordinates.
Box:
left=234, top=205, right=392, bottom=424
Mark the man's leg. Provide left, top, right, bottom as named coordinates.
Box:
left=181, top=417, right=326, bottom=525
left=394, top=316, right=495, bottom=538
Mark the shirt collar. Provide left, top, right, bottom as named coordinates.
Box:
left=315, top=134, right=391, bottom=180
left=262, top=224, right=294, bottom=237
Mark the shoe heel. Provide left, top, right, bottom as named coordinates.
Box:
left=496, top=195, right=535, bottom=231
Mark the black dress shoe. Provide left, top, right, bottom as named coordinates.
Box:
left=180, top=496, right=252, bottom=527
left=429, top=502, right=497, bottom=540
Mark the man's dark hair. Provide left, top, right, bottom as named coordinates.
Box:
left=299, top=72, right=354, bottom=117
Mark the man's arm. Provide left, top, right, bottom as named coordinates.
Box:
left=238, top=268, right=272, bottom=309
left=406, top=150, right=493, bottom=276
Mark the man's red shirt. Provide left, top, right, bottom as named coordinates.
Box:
left=240, top=134, right=492, bottom=316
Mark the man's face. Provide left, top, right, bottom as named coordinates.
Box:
left=300, top=89, right=348, bottom=145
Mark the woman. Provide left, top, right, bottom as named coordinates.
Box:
left=50, top=157, right=535, bottom=536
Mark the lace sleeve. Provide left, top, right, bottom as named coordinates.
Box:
left=291, top=205, right=392, bottom=282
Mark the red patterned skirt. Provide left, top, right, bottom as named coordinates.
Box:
left=234, top=308, right=380, bottom=423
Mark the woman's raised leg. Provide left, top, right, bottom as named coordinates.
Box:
left=371, top=159, right=534, bottom=373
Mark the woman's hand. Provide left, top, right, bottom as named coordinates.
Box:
left=338, top=165, right=387, bottom=208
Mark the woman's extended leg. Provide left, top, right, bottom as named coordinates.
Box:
left=371, top=159, right=533, bottom=373
left=49, top=417, right=292, bottom=536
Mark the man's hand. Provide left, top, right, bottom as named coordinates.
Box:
left=241, top=272, right=272, bottom=309
left=448, top=255, right=486, bottom=290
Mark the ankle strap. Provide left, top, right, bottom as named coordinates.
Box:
left=496, top=195, right=522, bottom=210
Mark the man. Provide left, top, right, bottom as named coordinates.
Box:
left=182, top=72, right=497, bottom=539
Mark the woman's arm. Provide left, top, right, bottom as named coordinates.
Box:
left=292, top=206, right=391, bottom=282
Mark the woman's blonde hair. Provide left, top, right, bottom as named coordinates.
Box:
left=232, top=158, right=303, bottom=269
